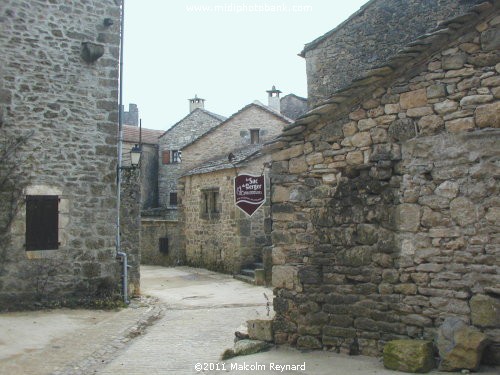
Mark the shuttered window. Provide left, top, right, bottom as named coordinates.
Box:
left=159, top=237, right=168, bottom=254
left=162, top=150, right=170, bottom=164
left=25, top=195, right=59, bottom=251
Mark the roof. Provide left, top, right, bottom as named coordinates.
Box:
left=123, top=125, right=164, bottom=145
left=182, top=144, right=263, bottom=177
left=275, top=0, right=498, bottom=140
left=181, top=101, right=293, bottom=151
left=159, top=108, right=226, bottom=139
left=299, top=0, right=375, bottom=57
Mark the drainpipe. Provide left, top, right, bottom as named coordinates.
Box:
left=116, top=0, right=129, bottom=304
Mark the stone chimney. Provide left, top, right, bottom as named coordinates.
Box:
left=189, top=95, right=205, bottom=113
left=122, top=103, right=139, bottom=126
left=266, top=85, right=282, bottom=113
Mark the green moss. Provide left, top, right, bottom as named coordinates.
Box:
left=383, top=339, right=435, bottom=373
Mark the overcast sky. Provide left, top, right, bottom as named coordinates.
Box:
left=122, top=0, right=368, bottom=130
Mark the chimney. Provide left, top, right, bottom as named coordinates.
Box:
left=266, top=85, right=282, bottom=113
left=188, top=94, right=205, bottom=113
left=122, top=103, right=139, bottom=126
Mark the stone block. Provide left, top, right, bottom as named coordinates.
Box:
left=247, top=319, right=273, bottom=342
left=289, top=156, right=308, bottom=173
left=434, top=99, right=458, bottom=115
left=272, top=265, right=299, bottom=291
left=233, top=339, right=271, bottom=356
left=475, top=102, right=500, bottom=128
left=296, top=335, right=322, bottom=349
left=351, top=132, right=372, bottom=147
left=383, top=339, right=435, bottom=373
left=437, top=317, right=490, bottom=371
left=407, top=107, right=434, bottom=118
left=445, top=117, right=475, bottom=133
left=400, top=89, right=427, bottom=109
left=442, top=53, right=466, bottom=70
left=426, top=84, right=446, bottom=99
left=460, top=95, right=493, bottom=107
left=357, top=118, right=376, bottom=131
left=481, top=27, right=500, bottom=51
left=470, top=294, right=500, bottom=328
left=272, top=144, right=303, bottom=161
left=389, top=118, right=416, bottom=141
left=396, top=204, right=420, bottom=232
left=346, top=151, right=364, bottom=165
left=450, top=197, right=477, bottom=226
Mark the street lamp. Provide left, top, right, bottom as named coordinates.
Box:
left=129, top=144, right=141, bottom=168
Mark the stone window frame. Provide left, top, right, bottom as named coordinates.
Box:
left=250, top=128, right=260, bottom=144
left=10, top=185, right=69, bottom=259
left=200, top=188, right=221, bottom=220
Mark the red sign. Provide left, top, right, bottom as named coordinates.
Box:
left=234, top=174, right=266, bottom=216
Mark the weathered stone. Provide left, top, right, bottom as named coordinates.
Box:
left=289, top=156, right=308, bottom=174
left=475, top=102, right=500, bottom=128
left=389, top=118, right=417, bottom=141
left=383, top=340, right=435, bottom=373
left=351, top=132, right=372, bottom=147
left=346, top=151, right=364, bottom=165
left=450, top=197, right=477, bottom=226
left=442, top=53, right=466, bottom=70
left=296, top=335, right=322, bottom=349
left=427, top=84, right=446, bottom=99
left=460, top=95, right=494, bottom=107
left=306, top=152, right=324, bottom=165
left=434, top=99, right=458, bottom=115
left=437, top=317, right=490, bottom=372
left=343, top=121, right=358, bottom=136
left=233, top=339, right=271, bottom=356
left=445, top=117, right=475, bottom=133
left=407, top=106, right=434, bottom=118
left=396, top=204, right=420, bottom=232
left=248, top=319, right=274, bottom=342
left=481, top=27, right=500, bottom=51
left=357, top=118, right=377, bottom=131
left=385, top=103, right=400, bottom=114
left=272, top=186, right=290, bottom=203
left=272, top=266, right=299, bottom=290
left=272, top=144, right=304, bottom=161
left=470, top=294, right=500, bottom=328
left=418, top=115, right=444, bottom=135
left=400, top=89, right=427, bottom=109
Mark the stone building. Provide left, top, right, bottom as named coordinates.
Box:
left=179, top=100, right=291, bottom=276
left=267, top=0, right=500, bottom=363
left=301, top=0, right=490, bottom=108
left=123, top=124, right=163, bottom=209
left=280, top=94, right=308, bottom=120
left=157, top=97, right=226, bottom=215
left=0, top=0, right=136, bottom=308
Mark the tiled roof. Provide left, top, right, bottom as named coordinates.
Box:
left=181, top=102, right=292, bottom=150
left=183, top=144, right=263, bottom=176
left=123, top=125, right=164, bottom=145
left=159, top=108, right=227, bottom=139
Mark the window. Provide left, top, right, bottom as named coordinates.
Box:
left=25, top=195, right=59, bottom=251
left=162, top=150, right=181, bottom=164
left=250, top=129, right=260, bottom=144
left=172, top=150, right=181, bottom=163
left=169, top=192, right=178, bottom=206
left=201, top=188, right=220, bottom=219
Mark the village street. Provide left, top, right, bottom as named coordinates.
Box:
left=1, top=266, right=498, bottom=375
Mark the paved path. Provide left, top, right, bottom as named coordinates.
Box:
left=2, top=266, right=499, bottom=375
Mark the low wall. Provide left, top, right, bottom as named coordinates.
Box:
left=141, top=218, right=183, bottom=267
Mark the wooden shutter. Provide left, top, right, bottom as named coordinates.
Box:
left=26, top=195, right=59, bottom=250
left=162, top=150, right=170, bottom=164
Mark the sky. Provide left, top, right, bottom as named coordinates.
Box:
left=123, top=0, right=368, bottom=130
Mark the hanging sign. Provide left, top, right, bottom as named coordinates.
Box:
left=234, top=174, right=266, bottom=216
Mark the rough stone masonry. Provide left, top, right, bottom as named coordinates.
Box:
left=267, top=2, right=500, bottom=364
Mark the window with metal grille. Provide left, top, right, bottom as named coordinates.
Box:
left=159, top=237, right=168, bottom=254
left=25, top=195, right=59, bottom=251
left=200, top=188, right=220, bottom=219
left=169, top=192, right=178, bottom=206
left=172, top=150, right=181, bottom=163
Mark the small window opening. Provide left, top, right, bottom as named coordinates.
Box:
left=250, top=129, right=260, bottom=144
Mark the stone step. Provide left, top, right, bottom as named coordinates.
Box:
left=234, top=274, right=255, bottom=285
left=253, top=262, right=264, bottom=269
left=240, top=269, right=256, bottom=278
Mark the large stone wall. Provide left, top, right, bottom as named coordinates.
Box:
left=158, top=109, right=223, bottom=208
left=303, top=0, right=484, bottom=108
left=0, top=0, right=123, bottom=308
left=179, top=157, right=271, bottom=274
left=270, top=11, right=499, bottom=360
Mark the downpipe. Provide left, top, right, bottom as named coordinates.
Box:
left=116, top=252, right=130, bottom=305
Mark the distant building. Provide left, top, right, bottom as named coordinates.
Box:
left=122, top=103, right=139, bottom=126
